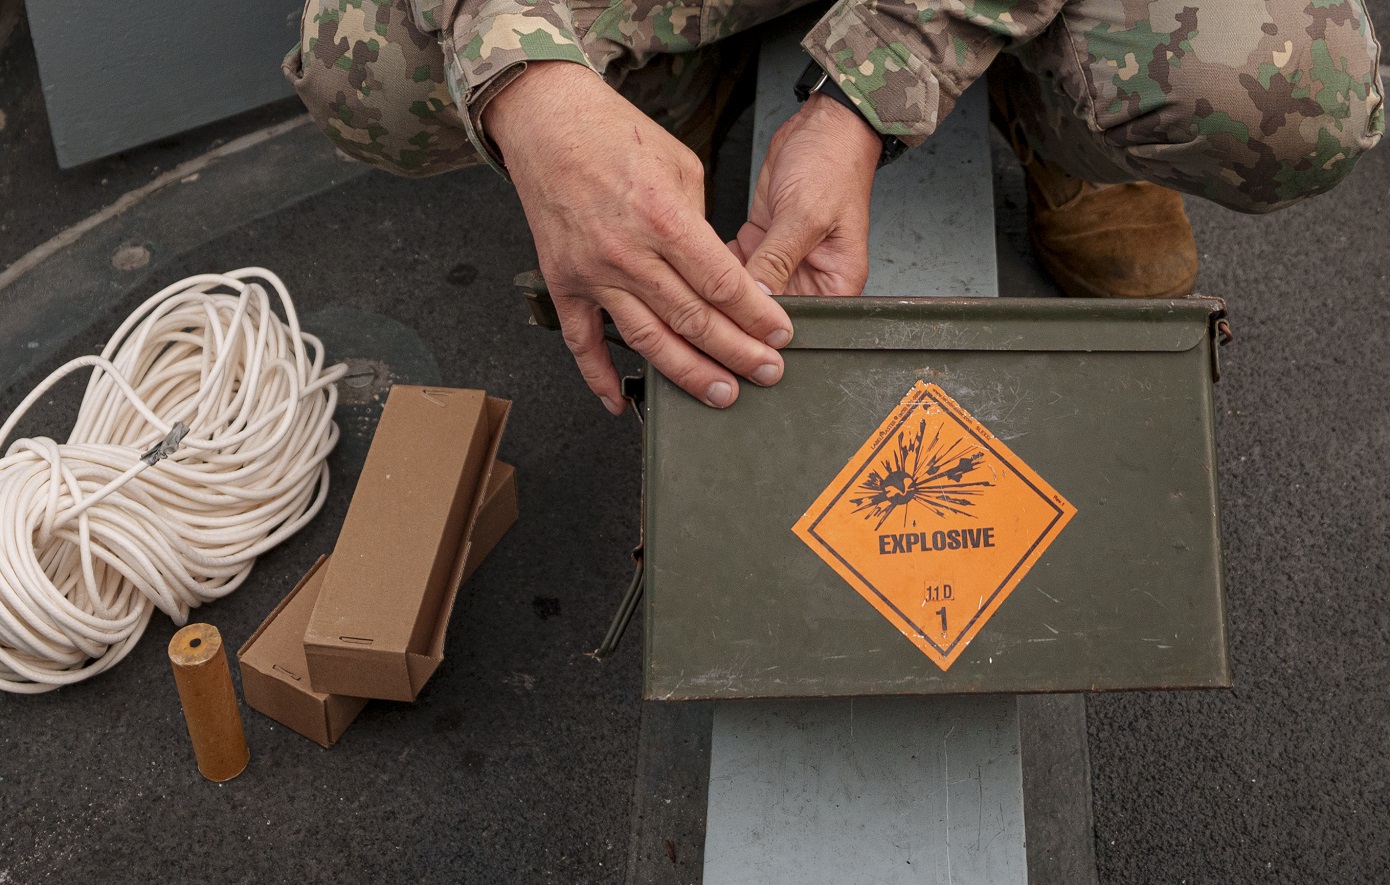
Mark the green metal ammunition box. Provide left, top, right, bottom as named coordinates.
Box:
left=643, top=296, right=1231, bottom=700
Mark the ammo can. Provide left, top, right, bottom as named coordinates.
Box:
left=642, top=296, right=1232, bottom=700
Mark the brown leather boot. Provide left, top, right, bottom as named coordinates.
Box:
left=1024, top=163, right=1199, bottom=299
left=989, top=73, right=1198, bottom=299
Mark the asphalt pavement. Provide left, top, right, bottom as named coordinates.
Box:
left=1, top=6, right=1388, bottom=884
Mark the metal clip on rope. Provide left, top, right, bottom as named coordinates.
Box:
left=139, top=422, right=190, bottom=466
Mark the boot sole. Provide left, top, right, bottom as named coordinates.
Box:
left=1031, top=235, right=1197, bottom=300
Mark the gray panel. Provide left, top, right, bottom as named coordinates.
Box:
left=704, top=697, right=1027, bottom=885
left=625, top=696, right=1100, bottom=885
left=749, top=12, right=998, bottom=299
left=27, top=1, right=302, bottom=167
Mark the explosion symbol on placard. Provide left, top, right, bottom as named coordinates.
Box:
left=850, top=418, right=994, bottom=529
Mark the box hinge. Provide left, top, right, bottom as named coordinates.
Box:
left=1210, top=310, right=1234, bottom=383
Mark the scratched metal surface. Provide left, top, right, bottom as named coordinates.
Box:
left=643, top=297, right=1230, bottom=699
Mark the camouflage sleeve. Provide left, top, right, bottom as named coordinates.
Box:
left=421, top=0, right=601, bottom=174
left=802, top=0, right=1067, bottom=147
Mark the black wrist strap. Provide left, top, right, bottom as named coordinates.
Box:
left=808, top=72, right=859, bottom=117
left=794, top=60, right=908, bottom=168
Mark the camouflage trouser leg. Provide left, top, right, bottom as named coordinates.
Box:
left=284, top=0, right=754, bottom=178
left=1001, top=0, right=1384, bottom=213
left=283, top=0, right=481, bottom=177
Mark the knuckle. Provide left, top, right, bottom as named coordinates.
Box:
left=809, top=207, right=838, bottom=232
left=845, top=250, right=870, bottom=295
left=790, top=200, right=833, bottom=233
left=665, top=300, right=718, bottom=344
left=755, top=248, right=798, bottom=286
left=642, top=201, right=689, bottom=241
left=767, top=126, right=790, bottom=154
left=622, top=319, right=667, bottom=357
left=677, top=150, right=705, bottom=186
left=664, top=362, right=704, bottom=397
left=702, top=262, right=748, bottom=309
left=544, top=261, right=584, bottom=292
left=593, top=233, right=634, bottom=269
left=577, top=362, right=610, bottom=389
left=560, top=325, right=600, bottom=358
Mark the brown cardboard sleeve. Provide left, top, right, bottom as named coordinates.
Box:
left=304, top=386, right=511, bottom=700
left=237, top=462, right=518, bottom=747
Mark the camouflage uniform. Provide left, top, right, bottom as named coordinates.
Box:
left=285, top=0, right=1383, bottom=213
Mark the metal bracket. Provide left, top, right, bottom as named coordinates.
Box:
left=515, top=269, right=561, bottom=331
left=513, top=269, right=632, bottom=350
left=621, top=373, right=646, bottom=421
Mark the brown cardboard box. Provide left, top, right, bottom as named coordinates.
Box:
left=305, top=386, right=511, bottom=700
left=237, top=462, right=518, bottom=747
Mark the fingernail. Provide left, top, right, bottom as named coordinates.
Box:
left=756, top=281, right=773, bottom=296
left=705, top=381, right=735, bottom=408
left=751, top=363, right=781, bottom=386
left=764, top=328, right=792, bottom=349
left=600, top=396, right=624, bottom=415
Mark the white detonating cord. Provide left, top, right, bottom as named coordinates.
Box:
left=0, top=268, right=347, bottom=693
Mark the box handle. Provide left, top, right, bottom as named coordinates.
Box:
left=590, top=553, right=645, bottom=660
left=1210, top=313, right=1234, bottom=383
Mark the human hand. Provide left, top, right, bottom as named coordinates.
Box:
left=732, top=93, right=881, bottom=296
left=484, top=62, right=794, bottom=412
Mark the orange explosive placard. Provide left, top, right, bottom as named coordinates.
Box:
left=793, top=381, right=1076, bottom=671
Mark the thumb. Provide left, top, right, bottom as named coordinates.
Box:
left=741, top=214, right=824, bottom=296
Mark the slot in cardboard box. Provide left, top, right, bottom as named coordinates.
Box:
left=305, top=386, right=511, bottom=701
left=237, top=462, right=518, bottom=747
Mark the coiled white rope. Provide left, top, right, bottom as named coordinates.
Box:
left=0, top=268, right=346, bottom=693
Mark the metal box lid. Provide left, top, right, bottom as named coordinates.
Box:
left=643, top=296, right=1231, bottom=700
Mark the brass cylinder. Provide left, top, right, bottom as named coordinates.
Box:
left=168, top=623, right=249, bottom=782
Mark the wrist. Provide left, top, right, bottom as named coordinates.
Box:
left=794, top=60, right=908, bottom=168
left=483, top=61, right=601, bottom=160
left=802, top=93, right=882, bottom=171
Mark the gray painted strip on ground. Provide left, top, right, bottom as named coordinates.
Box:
left=0, top=118, right=366, bottom=399
left=704, top=697, right=1027, bottom=885
left=0, top=116, right=316, bottom=289
left=624, top=698, right=1099, bottom=885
